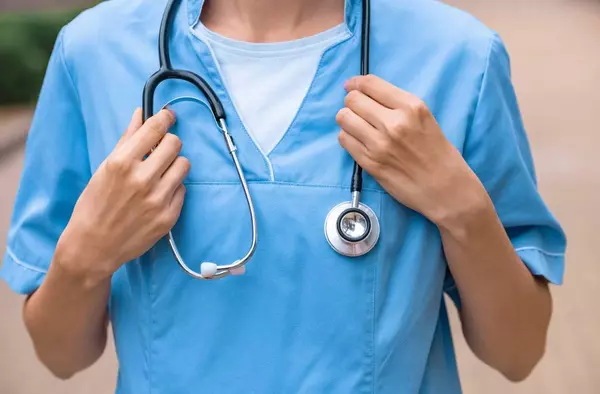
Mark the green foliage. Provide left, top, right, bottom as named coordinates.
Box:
left=0, top=9, right=81, bottom=105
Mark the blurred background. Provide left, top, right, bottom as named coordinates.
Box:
left=1, top=0, right=598, bottom=393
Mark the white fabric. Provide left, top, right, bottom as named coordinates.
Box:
left=193, top=22, right=348, bottom=155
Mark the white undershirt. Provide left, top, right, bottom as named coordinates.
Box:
left=193, top=22, right=348, bottom=155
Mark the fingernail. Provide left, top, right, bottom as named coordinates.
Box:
left=164, top=108, right=176, bottom=122
left=345, top=77, right=357, bottom=90
left=132, top=107, right=141, bottom=119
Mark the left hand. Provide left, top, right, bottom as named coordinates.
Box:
left=336, top=75, right=486, bottom=225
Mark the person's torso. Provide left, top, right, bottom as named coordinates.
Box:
left=61, top=0, right=494, bottom=392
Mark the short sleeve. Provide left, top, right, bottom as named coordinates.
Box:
left=445, top=33, right=566, bottom=303
left=0, top=29, right=91, bottom=295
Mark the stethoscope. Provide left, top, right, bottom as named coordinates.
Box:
left=142, top=0, right=379, bottom=280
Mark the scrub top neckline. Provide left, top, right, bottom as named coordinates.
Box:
left=185, top=0, right=359, bottom=182
left=188, top=15, right=354, bottom=179
left=193, top=21, right=349, bottom=58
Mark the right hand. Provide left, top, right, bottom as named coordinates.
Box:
left=56, top=108, right=190, bottom=284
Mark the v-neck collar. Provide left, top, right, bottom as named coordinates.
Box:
left=181, top=0, right=362, bottom=182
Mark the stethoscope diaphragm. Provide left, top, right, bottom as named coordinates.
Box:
left=325, top=201, right=380, bottom=257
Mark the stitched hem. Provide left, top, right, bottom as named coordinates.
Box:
left=514, top=246, right=564, bottom=258
left=1, top=248, right=48, bottom=295
left=5, top=248, right=48, bottom=274
left=516, top=246, right=565, bottom=285
left=444, top=244, right=566, bottom=296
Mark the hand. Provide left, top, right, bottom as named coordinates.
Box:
left=336, top=75, right=487, bottom=225
left=56, top=108, right=190, bottom=284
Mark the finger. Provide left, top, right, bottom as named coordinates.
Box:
left=345, top=74, right=414, bottom=109
left=123, top=109, right=176, bottom=159
left=143, top=133, right=183, bottom=178
left=115, top=108, right=143, bottom=149
left=338, top=129, right=368, bottom=164
left=343, top=91, right=393, bottom=131
left=159, top=184, right=186, bottom=232
left=159, top=156, right=191, bottom=196
left=336, top=107, right=381, bottom=147
left=169, top=184, right=186, bottom=215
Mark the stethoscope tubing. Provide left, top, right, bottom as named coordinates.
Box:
left=165, top=119, right=258, bottom=280
left=145, top=0, right=375, bottom=278
left=350, top=0, right=370, bottom=197
left=143, top=0, right=257, bottom=279
left=143, top=69, right=225, bottom=123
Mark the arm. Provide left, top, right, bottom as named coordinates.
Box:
left=22, top=108, right=189, bottom=379
left=0, top=31, right=189, bottom=378
left=20, top=109, right=145, bottom=379
left=336, top=68, right=563, bottom=380
left=436, top=184, right=552, bottom=382
left=23, top=257, right=111, bottom=379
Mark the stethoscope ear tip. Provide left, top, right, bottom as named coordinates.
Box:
left=199, top=261, right=247, bottom=279
left=229, top=265, right=246, bottom=276
left=201, top=262, right=218, bottom=278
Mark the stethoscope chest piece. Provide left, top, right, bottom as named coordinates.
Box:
left=324, top=201, right=380, bottom=257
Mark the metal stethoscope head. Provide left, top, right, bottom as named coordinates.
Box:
left=324, top=0, right=381, bottom=257
left=144, top=0, right=379, bottom=280
left=324, top=190, right=380, bottom=257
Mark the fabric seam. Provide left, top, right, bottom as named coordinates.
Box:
left=57, top=27, right=94, bottom=179
left=58, top=28, right=83, bottom=108
left=148, top=250, right=157, bottom=394
left=5, top=248, right=48, bottom=274
left=189, top=26, right=276, bottom=181
left=515, top=246, right=565, bottom=258
left=461, top=32, right=495, bottom=153
left=181, top=180, right=388, bottom=193
left=370, top=192, right=383, bottom=394
left=267, top=31, right=353, bottom=157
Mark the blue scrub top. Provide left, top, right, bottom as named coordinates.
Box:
left=1, top=0, right=566, bottom=392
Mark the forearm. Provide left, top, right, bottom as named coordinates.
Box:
left=23, top=245, right=110, bottom=380
left=18, top=109, right=183, bottom=380
left=437, top=190, right=552, bottom=381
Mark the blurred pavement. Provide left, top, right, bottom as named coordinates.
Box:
left=445, top=1, right=600, bottom=393
left=1, top=0, right=599, bottom=393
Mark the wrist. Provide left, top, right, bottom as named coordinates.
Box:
left=53, top=229, right=113, bottom=290
left=430, top=180, right=495, bottom=237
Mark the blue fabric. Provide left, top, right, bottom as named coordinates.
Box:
left=1, top=0, right=566, bottom=393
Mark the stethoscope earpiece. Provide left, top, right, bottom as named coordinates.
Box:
left=200, top=262, right=218, bottom=278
